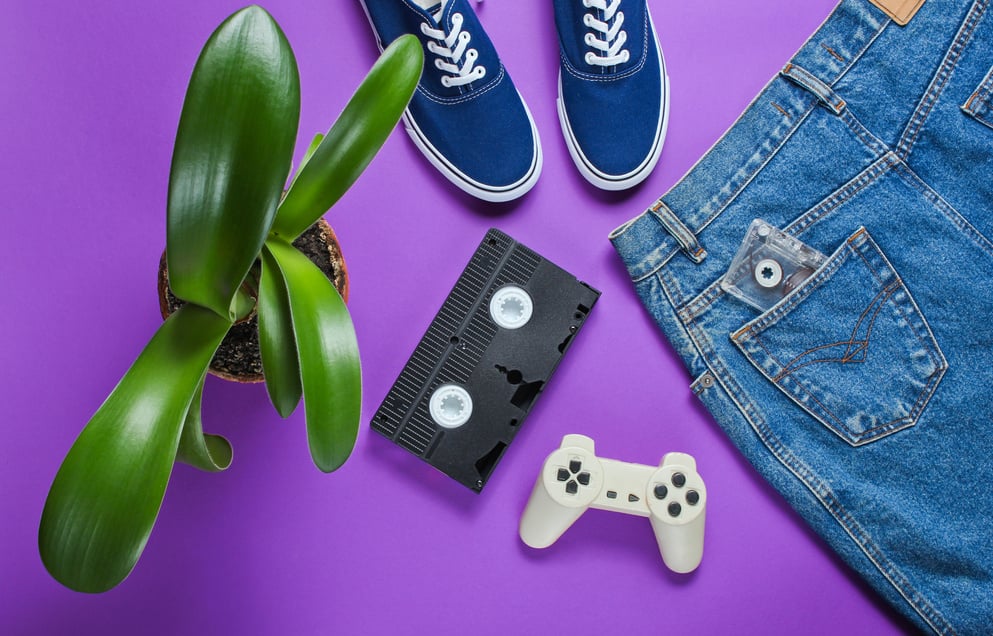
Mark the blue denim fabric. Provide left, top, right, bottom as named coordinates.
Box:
left=610, top=0, right=993, bottom=633
left=359, top=0, right=541, bottom=201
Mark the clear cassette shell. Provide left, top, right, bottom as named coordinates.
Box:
left=720, top=219, right=826, bottom=312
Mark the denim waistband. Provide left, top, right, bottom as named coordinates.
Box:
left=610, top=0, right=889, bottom=282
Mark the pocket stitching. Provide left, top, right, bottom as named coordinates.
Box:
left=753, top=281, right=920, bottom=444
left=733, top=229, right=947, bottom=446
left=771, top=281, right=898, bottom=381
left=779, top=373, right=916, bottom=444
left=733, top=236, right=855, bottom=340
left=961, top=64, right=993, bottom=128
left=851, top=231, right=951, bottom=377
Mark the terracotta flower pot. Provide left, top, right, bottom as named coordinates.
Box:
left=157, top=218, right=349, bottom=383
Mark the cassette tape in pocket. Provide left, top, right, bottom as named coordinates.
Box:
left=721, top=219, right=827, bottom=312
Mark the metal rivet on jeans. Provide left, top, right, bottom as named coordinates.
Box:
left=700, top=372, right=715, bottom=389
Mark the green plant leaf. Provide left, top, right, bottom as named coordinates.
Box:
left=288, top=132, right=325, bottom=189
left=39, top=304, right=232, bottom=593
left=176, top=378, right=233, bottom=472
left=272, top=34, right=423, bottom=241
left=266, top=240, right=361, bottom=472
left=167, top=6, right=300, bottom=319
left=258, top=247, right=302, bottom=418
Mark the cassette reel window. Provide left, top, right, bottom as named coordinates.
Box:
left=429, top=384, right=473, bottom=429
left=720, top=219, right=827, bottom=312
left=489, top=285, right=534, bottom=329
left=370, top=228, right=601, bottom=492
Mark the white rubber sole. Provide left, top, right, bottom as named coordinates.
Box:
left=358, top=0, right=542, bottom=203
left=402, top=98, right=543, bottom=203
left=557, top=13, right=669, bottom=191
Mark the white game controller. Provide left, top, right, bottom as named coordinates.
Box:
left=519, top=434, right=707, bottom=573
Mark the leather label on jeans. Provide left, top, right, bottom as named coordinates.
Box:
left=869, top=0, right=926, bottom=25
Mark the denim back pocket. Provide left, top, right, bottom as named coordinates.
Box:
left=731, top=228, right=947, bottom=446
left=962, top=64, right=993, bottom=130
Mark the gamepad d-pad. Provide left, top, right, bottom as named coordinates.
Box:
left=539, top=435, right=602, bottom=506
left=554, top=458, right=592, bottom=496
left=520, top=434, right=706, bottom=573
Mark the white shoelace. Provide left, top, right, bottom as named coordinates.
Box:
left=582, top=0, right=629, bottom=67
left=420, top=12, right=487, bottom=88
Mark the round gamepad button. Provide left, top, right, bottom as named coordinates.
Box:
left=686, top=490, right=700, bottom=505
left=569, top=459, right=582, bottom=474
left=672, top=472, right=686, bottom=488
left=566, top=480, right=579, bottom=495
left=668, top=502, right=682, bottom=517
left=557, top=468, right=570, bottom=482
left=653, top=484, right=668, bottom=500
left=577, top=472, right=590, bottom=486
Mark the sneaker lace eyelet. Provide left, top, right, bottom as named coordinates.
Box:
left=581, top=1, right=629, bottom=68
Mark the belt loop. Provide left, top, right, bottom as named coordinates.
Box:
left=649, top=200, right=707, bottom=264
left=781, top=63, right=846, bottom=115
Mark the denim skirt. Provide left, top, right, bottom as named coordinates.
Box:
left=611, top=0, right=993, bottom=633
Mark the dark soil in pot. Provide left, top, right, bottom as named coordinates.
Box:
left=158, top=218, right=349, bottom=383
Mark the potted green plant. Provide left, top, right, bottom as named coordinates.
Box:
left=38, top=5, right=423, bottom=593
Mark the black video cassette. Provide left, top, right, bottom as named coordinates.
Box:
left=371, top=228, right=601, bottom=492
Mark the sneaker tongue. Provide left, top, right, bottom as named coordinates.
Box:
left=431, top=0, right=448, bottom=22
left=416, top=0, right=448, bottom=22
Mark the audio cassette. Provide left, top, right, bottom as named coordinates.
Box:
left=720, top=219, right=826, bottom=311
left=371, top=228, right=601, bottom=492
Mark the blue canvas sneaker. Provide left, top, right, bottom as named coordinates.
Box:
left=359, top=0, right=542, bottom=202
left=553, top=0, right=669, bottom=190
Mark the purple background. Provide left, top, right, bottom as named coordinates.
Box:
left=2, top=1, right=919, bottom=634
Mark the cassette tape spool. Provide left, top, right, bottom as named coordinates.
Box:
left=720, top=219, right=826, bottom=312
left=371, top=228, right=601, bottom=492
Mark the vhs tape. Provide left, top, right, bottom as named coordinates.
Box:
left=371, top=228, right=600, bottom=492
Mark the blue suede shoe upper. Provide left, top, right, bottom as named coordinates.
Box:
left=360, top=0, right=540, bottom=199
left=554, top=0, right=667, bottom=181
